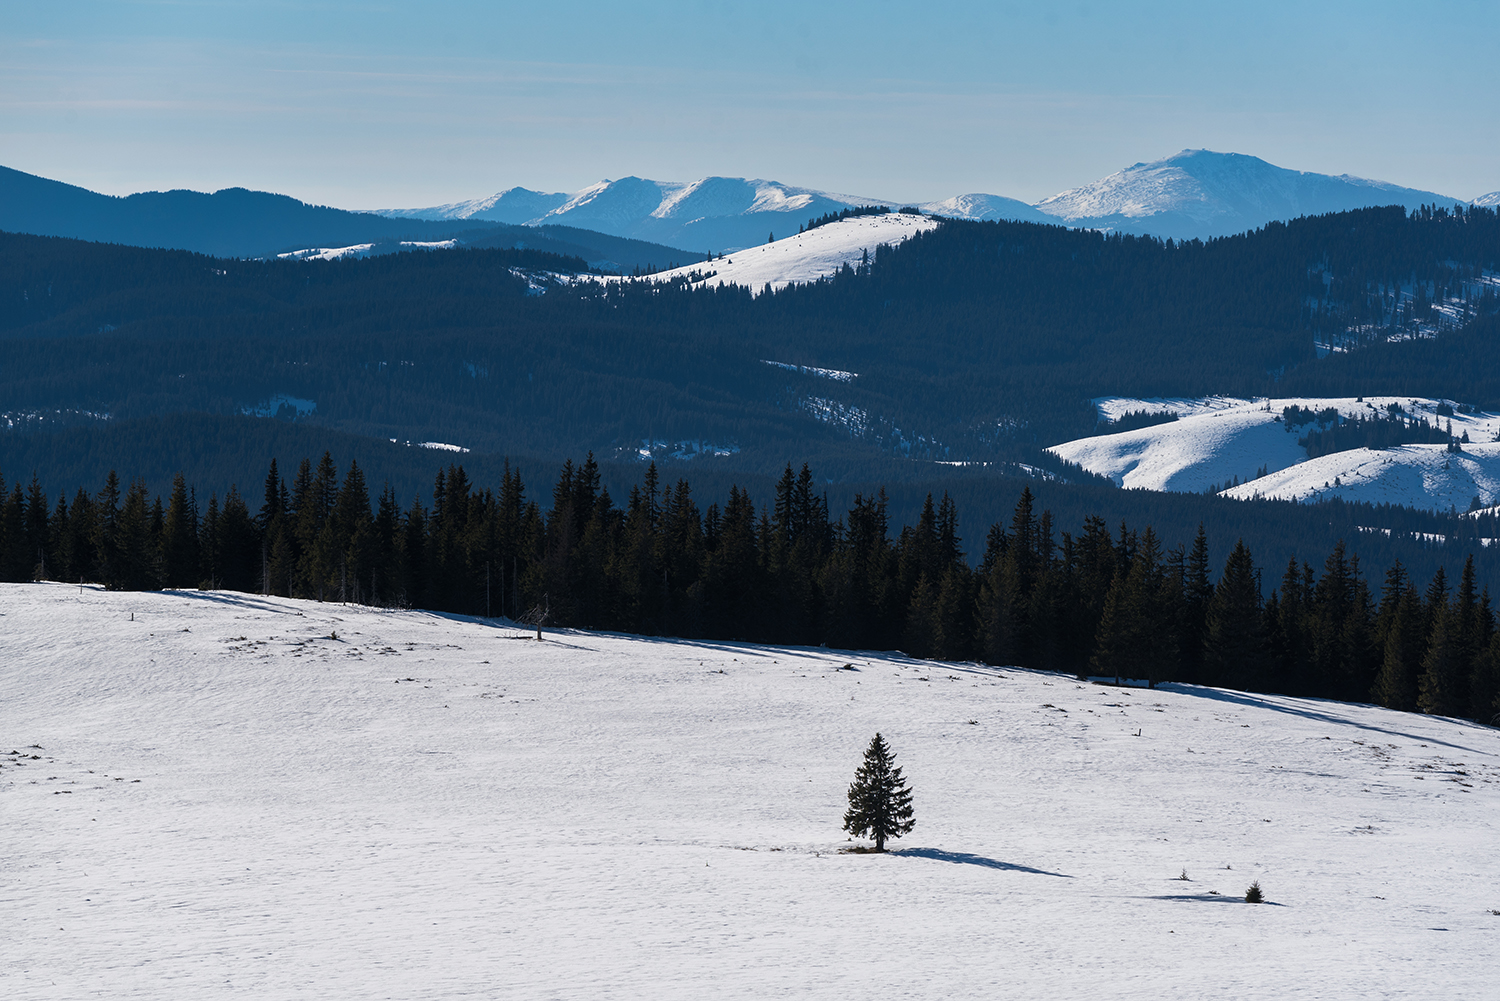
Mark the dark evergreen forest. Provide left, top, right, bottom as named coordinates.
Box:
left=3, top=204, right=1496, bottom=475
left=3, top=411, right=1495, bottom=597
left=3, top=456, right=1498, bottom=727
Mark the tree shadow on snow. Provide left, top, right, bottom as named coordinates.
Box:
left=892, top=848, right=1072, bottom=877
left=1158, top=683, right=1495, bottom=755
left=1148, top=892, right=1285, bottom=906
left=163, top=589, right=303, bottom=615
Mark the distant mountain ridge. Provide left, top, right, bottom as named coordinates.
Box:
left=0, top=165, right=692, bottom=269
left=375, top=150, right=1480, bottom=249
left=373, top=176, right=1056, bottom=251
left=2, top=151, right=1488, bottom=260
left=0, top=165, right=484, bottom=258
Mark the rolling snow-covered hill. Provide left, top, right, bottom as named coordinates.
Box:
left=599, top=212, right=940, bottom=293
left=5, top=584, right=1498, bottom=999
left=1049, top=396, right=1500, bottom=512
left=1220, top=443, right=1500, bottom=511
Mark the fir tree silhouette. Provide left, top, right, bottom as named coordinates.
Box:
left=843, top=733, right=915, bottom=851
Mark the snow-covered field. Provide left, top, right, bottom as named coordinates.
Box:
left=598, top=213, right=939, bottom=294
left=5, top=584, right=1499, bottom=999
left=1051, top=396, right=1500, bottom=510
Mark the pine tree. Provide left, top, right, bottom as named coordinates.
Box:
left=161, top=473, right=200, bottom=589
left=0, top=482, right=27, bottom=581
left=24, top=475, right=49, bottom=580
left=1470, top=630, right=1500, bottom=727
left=1418, top=603, right=1465, bottom=717
left=1372, top=584, right=1422, bottom=711
left=1180, top=524, right=1213, bottom=682
left=1203, top=539, right=1265, bottom=690
left=94, top=471, right=121, bottom=586
left=843, top=733, right=915, bottom=852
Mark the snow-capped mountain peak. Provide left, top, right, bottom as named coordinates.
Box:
left=376, top=186, right=569, bottom=224
left=1033, top=149, right=1463, bottom=240
left=380, top=175, right=906, bottom=252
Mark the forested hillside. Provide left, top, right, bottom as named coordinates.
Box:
left=2, top=205, right=1497, bottom=494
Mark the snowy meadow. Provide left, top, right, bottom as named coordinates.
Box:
left=5, top=583, right=1498, bottom=999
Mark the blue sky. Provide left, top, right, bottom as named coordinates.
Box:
left=3, top=1, right=1497, bottom=208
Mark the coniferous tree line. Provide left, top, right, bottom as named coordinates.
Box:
left=1282, top=403, right=1470, bottom=459
left=799, top=205, right=893, bottom=234
left=4, top=456, right=1498, bottom=726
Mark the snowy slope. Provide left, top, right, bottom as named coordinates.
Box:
left=599, top=212, right=940, bottom=294
left=1050, top=396, right=1500, bottom=510
left=5, top=584, right=1499, bottom=1000
left=1050, top=399, right=1305, bottom=494
left=1474, top=191, right=1500, bottom=208
left=1035, top=150, right=1464, bottom=240
left=1221, top=443, right=1500, bottom=510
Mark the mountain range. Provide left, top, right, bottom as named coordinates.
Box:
left=3, top=151, right=1492, bottom=261
left=375, top=149, right=1491, bottom=250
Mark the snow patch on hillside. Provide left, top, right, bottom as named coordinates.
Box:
left=597, top=214, right=939, bottom=295
left=762, top=360, right=856, bottom=382
left=277, top=243, right=376, bottom=261
left=1093, top=395, right=1254, bottom=422
left=1051, top=402, right=1303, bottom=494
left=276, top=240, right=457, bottom=262
left=1222, top=443, right=1500, bottom=510
left=1051, top=396, right=1500, bottom=510
left=623, top=438, right=740, bottom=462
left=6, top=584, right=1500, bottom=999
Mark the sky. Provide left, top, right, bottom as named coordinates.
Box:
left=3, top=1, right=1498, bottom=209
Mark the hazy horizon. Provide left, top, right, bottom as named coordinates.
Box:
left=4, top=1, right=1497, bottom=210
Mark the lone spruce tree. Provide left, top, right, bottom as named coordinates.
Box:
left=843, top=733, right=915, bottom=851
